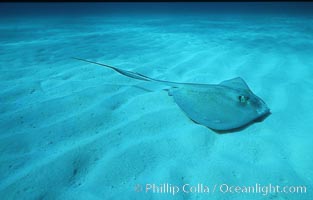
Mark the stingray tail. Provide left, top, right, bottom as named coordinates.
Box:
left=72, top=57, right=181, bottom=88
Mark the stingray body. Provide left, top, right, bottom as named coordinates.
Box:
left=73, top=58, right=270, bottom=131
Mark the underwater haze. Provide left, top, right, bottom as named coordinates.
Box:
left=0, top=2, right=313, bottom=200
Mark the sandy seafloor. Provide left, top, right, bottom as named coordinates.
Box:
left=0, top=3, right=313, bottom=200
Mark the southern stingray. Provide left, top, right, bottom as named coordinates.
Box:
left=73, top=58, right=270, bottom=132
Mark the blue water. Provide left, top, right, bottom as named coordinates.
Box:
left=0, top=3, right=312, bottom=200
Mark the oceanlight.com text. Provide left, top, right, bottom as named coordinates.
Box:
left=134, top=183, right=307, bottom=196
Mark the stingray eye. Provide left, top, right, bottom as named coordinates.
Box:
left=238, top=95, right=249, bottom=103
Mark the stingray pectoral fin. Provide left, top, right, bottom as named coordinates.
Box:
left=219, top=77, right=251, bottom=91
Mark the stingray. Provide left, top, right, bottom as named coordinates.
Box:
left=73, top=58, right=270, bottom=131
